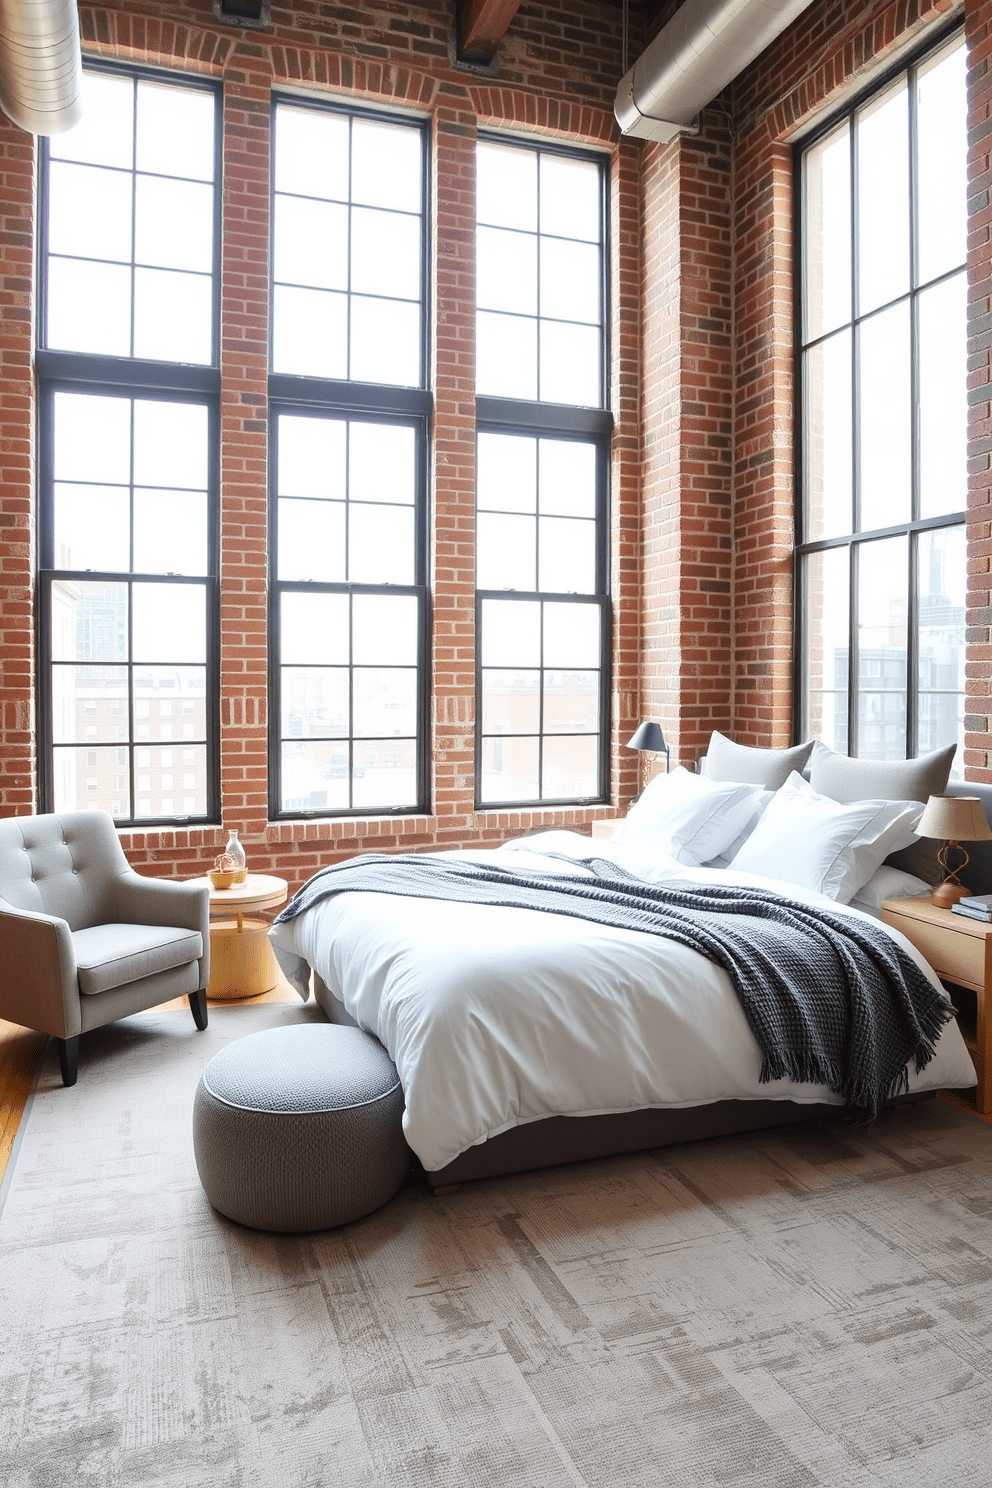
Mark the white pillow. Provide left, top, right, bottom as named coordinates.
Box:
left=728, top=772, right=924, bottom=903
left=701, top=790, right=774, bottom=868
left=614, top=767, right=766, bottom=868
left=848, top=865, right=930, bottom=919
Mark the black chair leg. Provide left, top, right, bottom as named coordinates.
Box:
left=58, top=1036, right=79, bottom=1087
left=188, top=987, right=209, bottom=1031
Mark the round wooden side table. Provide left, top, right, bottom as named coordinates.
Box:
left=186, top=872, right=289, bottom=1001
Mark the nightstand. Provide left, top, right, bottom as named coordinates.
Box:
left=590, top=818, right=620, bottom=840
left=881, top=896, right=991, bottom=1114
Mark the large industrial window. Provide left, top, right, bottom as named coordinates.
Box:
left=475, top=136, right=610, bottom=806
left=37, top=65, right=220, bottom=825
left=796, top=28, right=967, bottom=768
left=269, top=99, right=430, bottom=818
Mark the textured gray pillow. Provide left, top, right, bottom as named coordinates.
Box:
left=699, top=731, right=815, bottom=790
left=807, top=740, right=956, bottom=884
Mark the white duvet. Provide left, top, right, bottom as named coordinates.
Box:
left=268, top=831, right=978, bottom=1172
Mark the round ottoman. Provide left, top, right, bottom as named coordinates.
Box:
left=192, top=1024, right=408, bottom=1232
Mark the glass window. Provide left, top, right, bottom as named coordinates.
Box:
left=798, top=31, right=966, bottom=772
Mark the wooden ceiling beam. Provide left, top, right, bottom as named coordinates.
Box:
left=456, top=0, right=525, bottom=65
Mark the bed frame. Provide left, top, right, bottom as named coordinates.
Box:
left=312, top=780, right=992, bottom=1189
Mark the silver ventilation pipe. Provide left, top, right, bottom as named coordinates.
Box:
left=615, top=0, right=816, bottom=143
left=0, top=0, right=83, bottom=136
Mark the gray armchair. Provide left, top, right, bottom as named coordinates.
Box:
left=0, top=810, right=210, bottom=1086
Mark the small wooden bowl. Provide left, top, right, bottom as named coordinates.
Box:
left=208, top=869, right=236, bottom=890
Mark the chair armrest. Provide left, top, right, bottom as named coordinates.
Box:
left=0, top=906, right=80, bottom=1039
left=114, top=873, right=209, bottom=936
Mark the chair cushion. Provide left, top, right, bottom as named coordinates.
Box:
left=73, top=924, right=203, bottom=996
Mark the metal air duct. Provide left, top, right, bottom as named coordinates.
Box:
left=0, top=0, right=82, bottom=136
left=615, top=0, right=816, bottom=143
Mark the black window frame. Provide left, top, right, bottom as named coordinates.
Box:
left=36, top=60, right=223, bottom=828
left=267, top=95, right=432, bottom=821
left=793, top=20, right=967, bottom=763
left=474, top=132, right=612, bottom=810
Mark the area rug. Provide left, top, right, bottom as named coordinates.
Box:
left=3, top=1003, right=992, bottom=1488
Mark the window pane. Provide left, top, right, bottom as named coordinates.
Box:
left=136, top=81, right=215, bottom=181
left=481, top=735, right=539, bottom=803
left=47, top=258, right=131, bottom=355
left=477, top=311, right=537, bottom=399
left=281, top=741, right=350, bottom=813
left=51, top=665, right=128, bottom=743
left=540, top=155, right=600, bottom=241
left=282, top=668, right=350, bottom=738
left=543, top=671, right=599, bottom=733
left=539, top=440, right=596, bottom=517
left=857, top=537, right=907, bottom=760
left=352, top=595, right=418, bottom=666
left=916, top=40, right=967, bottom=284
left=279, top=415, right=346, bottom=498
left=272, top=286, right=348, bottom=378
left=351, top=207, right=421, bottom=301
left=804, top=330, right=851, bottom=541
left=281, top=592, right=349, bottom=665
left=353, top=739, right=418, bottom=810
left=539, top=321, right=600, bottom=406
left=133, top=402, right=208, bottom=490
left=273, top=196, right=348, bottom=290
left=349, top=297, right=420, bottom=386
left=477, top=226, right=537, bottom=314
left=917, top=525, right=965, bottom=770
left=53, top=746, right=130, bottom=817
left=477, top=142, right=537, bottom=231
left=51, top=71, right=133, bottom=168
left=278, top=498, right=346, bottom=582
left=482, top=670, right=540, bottom=734
left=542, top=734, right=598, bottom=799
left=133, top=490, right=208, bottom=576
left=48, top=162, right=132, bottom=261
left=135, top=177, right=213, bottom=273
left=477, top=433, right=536, bottom=513
left=54, top=392, right=131, bottom=484
left=481, top=599, right=540, bottom=667
left=132, top=584, right=206, bottom=664
left=857, top=80, right=910, bottom=315
left=348, top=503, right=414, bottom=585
left=353, top=668, right=417, bottom=738
left=477, top=513, right=536, bottom=590
left=54, top=485, right=129, bottom=572
left=539, top=239, right=600, bottom=324
left=51, top=581, right=128, bottom=662
left=803, top=547, right=849, bottom=751
left=349, top=423, right=415, bottom=504
left=919, top=272, right=967, bottom=518
left=803, top=120, right=851, bottom=340
left=544, top=602, right=600, bottom=669
left=858, top=301, right=910, bottom=531
left=351, top=118, right=421, bottom=213
left=538, top=517, right=596, bottom=594
left=274, top=105, right=349, bottom=201
left=133, top=267, right=212, bottom=364
left=134, top=669, right=206, bottom=741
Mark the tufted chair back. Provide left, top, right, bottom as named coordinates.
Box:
left=0, top=811, right=130, bottom=931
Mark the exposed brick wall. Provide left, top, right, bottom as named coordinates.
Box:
left=0, top=0, right=642, bottom=889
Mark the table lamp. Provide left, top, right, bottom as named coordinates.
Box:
left=916, top=794, right=992, bottom=909
left=626, top=721, right=670, bottom=774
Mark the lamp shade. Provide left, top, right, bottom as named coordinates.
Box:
left=626, top=721, right=666, bottom=753
left=916, top=795, right=992, bottom=843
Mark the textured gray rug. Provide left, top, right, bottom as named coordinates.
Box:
left=2, top=1003, right=992, bottom=1487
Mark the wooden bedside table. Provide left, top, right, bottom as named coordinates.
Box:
left=590, top=818, right=620, bottom=840
left=881, top=896, right=990, bottom=1114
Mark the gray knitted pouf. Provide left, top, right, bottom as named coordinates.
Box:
left=192, top=1024, right=408, bottom=1232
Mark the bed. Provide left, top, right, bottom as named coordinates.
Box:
left=269, top=745, right=982, bottom=1189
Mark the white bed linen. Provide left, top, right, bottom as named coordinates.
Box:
left=268, top=831, right=977, bottom=1172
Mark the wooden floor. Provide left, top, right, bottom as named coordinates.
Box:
left=0, top=971, right=301, bottom=1189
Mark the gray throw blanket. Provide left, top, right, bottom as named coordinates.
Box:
left=275, top=853, right=954, bottom=1125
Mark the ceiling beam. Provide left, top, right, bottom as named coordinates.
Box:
left=455, top=0, right=525, bottom=65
